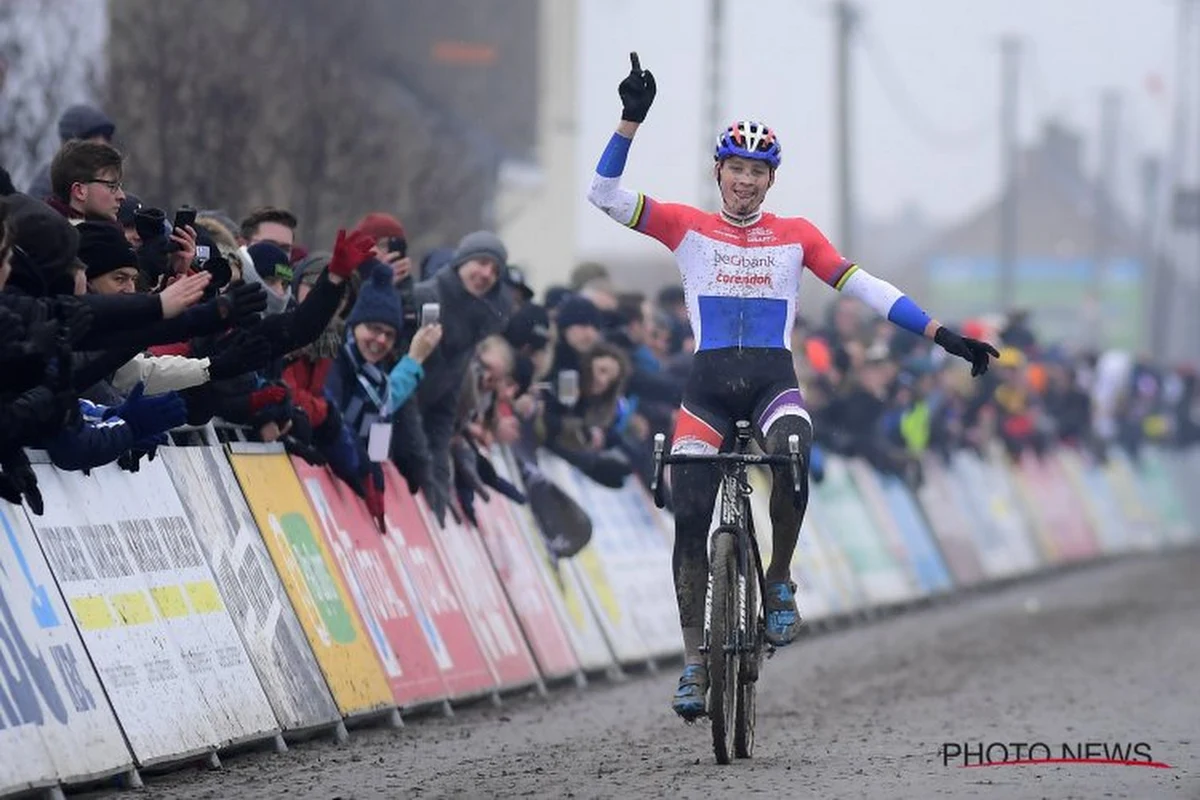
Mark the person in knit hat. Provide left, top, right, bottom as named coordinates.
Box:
left=555, top=294, right=603, bottom=355
left=354, top=211, right=411, bottom=285
left=325, top=262, right=443, bottom=530
left=291, top=250, right=332, bottom=304
left=246, top=241, right=295, bottom=312
left=77, top=221, right=140, bottom=295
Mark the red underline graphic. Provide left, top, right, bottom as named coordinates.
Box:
left=961, top=758, right=1173, bottom=769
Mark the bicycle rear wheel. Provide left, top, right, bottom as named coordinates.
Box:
left=734, top=560, right=760, bottom=759
left=708, top=530, right=740, bottom=765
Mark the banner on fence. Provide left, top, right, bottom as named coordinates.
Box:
left=1133, top=449, right=1194, bottom=545
left=473, top=484, right=581, bottom=681
left=538, top=454, right=652, bottom=665
left=162, top=447, right=340, bottom=732
left=1055, top=448, right=1131, bottom=554
left=849, top=462, right=953, bottom=595
left=376, top=466, right=496, bottom=701
left=554, top=456, right=682, bottom=660
left=294, top=459, right=450, bottom=709
left=413, top=493, right=540, bottom=692
left=0, top=501, right=132, bottom=795
left=493, top=449, right=615, bottom=674
left=809, top=457, right=915, bottom=606
left=1101, top=450, right=1161, bottom=550
left=746, top=469, right=863, bottom=620
left=228, top=447, right=394, bottom=718
left=30, top=459, right=276, bottom=766
left=952, top=450, right=1042, bottom=578
left=1165, top=447, right=1200, bottom=531
left=1012, top=452, right=1100, bottom=563
left=914, top=457, right=986, bottom=586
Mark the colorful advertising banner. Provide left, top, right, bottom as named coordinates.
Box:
left=227, top=446, right=394, bottom=718
left=914, top=457, right=986, bottom=586
left=294, top=459, right=450, bottom=709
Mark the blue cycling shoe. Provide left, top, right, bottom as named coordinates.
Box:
left=764, top=580, right=802, bottom=646
left=671, top=663, right=708, bottom=720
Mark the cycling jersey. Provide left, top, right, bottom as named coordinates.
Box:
left=587, top=131, right=936, bottom=353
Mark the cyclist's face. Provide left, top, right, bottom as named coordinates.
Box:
left=716, top=157, right=773, bottom=216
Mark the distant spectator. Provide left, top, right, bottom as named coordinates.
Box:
left=26, top=104, right=116, bottom=202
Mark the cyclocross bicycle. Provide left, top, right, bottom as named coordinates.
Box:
left=650, top=420, right=804, bottom=764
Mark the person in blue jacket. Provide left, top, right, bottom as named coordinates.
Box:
left=325, top=262, right=442, bottom=529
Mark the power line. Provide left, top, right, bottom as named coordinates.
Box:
left=857, top=20, right=996, bottom=150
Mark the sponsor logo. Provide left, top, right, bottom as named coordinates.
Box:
left=715, top=270, right=772, bottom=287
left=746, top=227, right=776, bottom=243
left=714, top=251, right=777, bottom=269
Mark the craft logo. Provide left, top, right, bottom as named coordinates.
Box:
left=746, top=227, right=776, bottom=244
left=941, top=741, right=1171, bottom=769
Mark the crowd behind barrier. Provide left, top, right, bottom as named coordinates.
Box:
left=1, top=105, right=1199, bottom=797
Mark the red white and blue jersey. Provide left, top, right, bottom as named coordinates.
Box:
left=587, top=132, right=933, bottom=354
left=625, top=198, right=854, bottom=351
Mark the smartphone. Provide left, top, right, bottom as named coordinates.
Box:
left=173, top=205, right=197, bottom=231
left=420, top=302, right=440, bottom=327
left=388, top=237, right=408, bottom=259
left=557, top=369, right=579, bottom=407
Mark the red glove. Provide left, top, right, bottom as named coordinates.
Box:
left=249, top=385, right=288, bottom=413
left=364, top=475, right=386, bottom=534
left=328, top=229, right=376, bottom=279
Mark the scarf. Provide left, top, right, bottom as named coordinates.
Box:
left=340, top=329, right=393, bottom=439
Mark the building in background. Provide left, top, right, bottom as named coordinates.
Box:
left=911, top=121, right=1151, bottom=353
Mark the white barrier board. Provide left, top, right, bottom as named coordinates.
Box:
left=161, top=447, right=340, bottom=731
left=0, top=501, right=132, bottom=794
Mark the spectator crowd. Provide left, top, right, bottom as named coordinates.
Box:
left=1, top=103, right=1195, bottom=546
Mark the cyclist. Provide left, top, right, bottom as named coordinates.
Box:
left=587, top=53, right=999, bottom=720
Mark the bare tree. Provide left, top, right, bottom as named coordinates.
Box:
left=0, top=0, right=105, bottom=190
left=105, top=0, right=493, bottom=254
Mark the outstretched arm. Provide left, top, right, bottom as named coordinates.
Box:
left=799, top=219, right=999, bottom=375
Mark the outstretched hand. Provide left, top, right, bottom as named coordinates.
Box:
left=619, top=51, right=656, bottom=123
left=934, top=327, right=1001, bottom=377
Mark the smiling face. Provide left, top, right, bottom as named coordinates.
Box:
left=715, top=156, right=774, bottom=218
left=353, top=321, right=397, bottom=364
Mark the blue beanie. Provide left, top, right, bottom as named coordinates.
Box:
left=246, top=242, right=293, bottom=283
left=346, top=263, right=404, bottom=332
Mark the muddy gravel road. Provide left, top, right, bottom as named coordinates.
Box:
left=122, top=550, right=1199, bottom=800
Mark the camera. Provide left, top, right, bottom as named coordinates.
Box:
left=388, top=237, right=408, bottom=259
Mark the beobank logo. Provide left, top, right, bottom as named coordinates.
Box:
left=714, top=252, right=777, bottom=269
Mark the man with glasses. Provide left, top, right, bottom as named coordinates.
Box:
left=47, top=140, right=126, bottom=223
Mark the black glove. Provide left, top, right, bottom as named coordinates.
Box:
left=207, top=331, right=273, bottom=380
left=618, top=51, right=656, bottom=123
left=935, top=326, right=1000, bottom=377
left=476, top=452, right=527, bottom=504
left=216, top=280, right=269, bottom=327
left=0, top=452, right=43, bottom=515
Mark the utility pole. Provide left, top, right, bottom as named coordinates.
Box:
left=998, top=36, right=1021, bottom=314
left=834, top=0, right=858, bottom=253
left=703, top=0, right=724, bottom=210
left=1092, top=89, right=1121, bottom=347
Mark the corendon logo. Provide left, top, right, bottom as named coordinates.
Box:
left=715, top=271, right=772, bottom=287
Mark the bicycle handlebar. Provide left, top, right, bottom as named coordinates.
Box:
left=649, top=431, right=806, bottom=509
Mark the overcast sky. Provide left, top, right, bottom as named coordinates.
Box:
left=575, top=0, right=1179, bottom=261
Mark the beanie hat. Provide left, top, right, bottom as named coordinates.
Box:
left=544, top=285, right=571, bottom=310
left=246, top=241, right=293, bottom=283
left=505, top=303, right=551, bottom=351
left=504, top=264, right=535, bottom=301
left=346, top=263, right=404, bottom=332
left=555, top=295, right=601, bottom=331
left=117, top=194, right=142, bottom=228
left=291, top=250, right=331, bottom=294
left=354, top=212, right=406, bottom=241
left=77, top=221, right=137, bottom=280
left=450, top=230, right=507, bottom=272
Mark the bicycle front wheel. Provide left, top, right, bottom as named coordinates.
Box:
left=708, top=529, right=740, bottom=765
left=734, top=557, right=759, bottom=759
